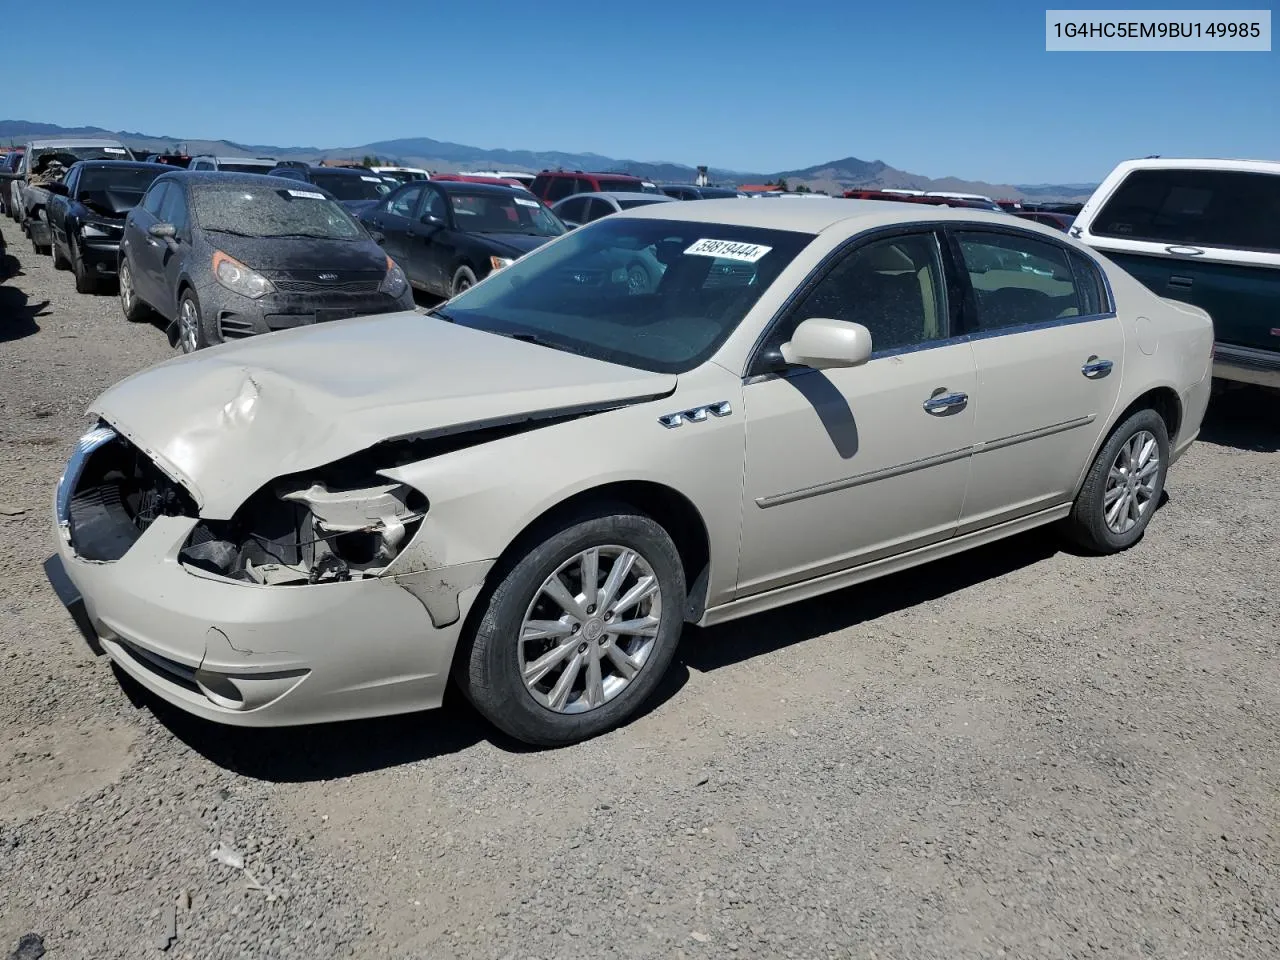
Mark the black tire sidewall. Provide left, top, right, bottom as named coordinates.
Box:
left=1070, top=409, right=1170, bottom=553
left=180, top=289, right=219, bottom=351
left=464, top=510, right=686, bottom=746
left=120, top=257, right=149, bottom=321
left=452, top=266, right=476, bottom=297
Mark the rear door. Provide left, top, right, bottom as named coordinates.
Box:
left=950, top=227, right=1124, bottom=532
left=153, top=184, right=193, bottom=320
left=1079, top=166, right=1280, bottom=353
left=366, top=183, right=425, bottom=270
left=126, top=181, right=170, bottom=306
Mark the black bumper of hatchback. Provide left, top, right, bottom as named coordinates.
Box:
left=209, top=290, right=415, bottom=339
left=79, top=240, right=121, bottom=276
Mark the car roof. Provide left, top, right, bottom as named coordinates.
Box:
left=26, top=138, right=128, bottom=149
left=537, top=170, right=642, bottom=179
left=431, top=180, right=530, bottom=196
left=589, top=191, right=676, bottom=203
left=308, top=166, right=377, bottom=175
left=616, top=197, right=1032, bottom=234
left=71, top=160, right=167, bottom=170
left=1105, top=157, right=1280, bottom=176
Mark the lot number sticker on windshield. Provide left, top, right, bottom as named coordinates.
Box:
left=684, top=238, right=772, bottom=263
left=104, top=147, right=127, bottom=154
left=361, top=176, right=382, bottom=183
left=286, top=189, right=326, bottom=200
left=513, top=197, right=540, bottom=207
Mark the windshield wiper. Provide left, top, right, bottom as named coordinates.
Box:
left=207, top=227, right=259, bottom=238
left=262, top=232, right=350, bottom=240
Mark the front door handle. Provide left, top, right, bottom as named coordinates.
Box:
left=1082, top=357, right=1114, bottom=378
left=1165, top=245, right=1205, bottom=257
left=923, top=391, right=968, bottom=414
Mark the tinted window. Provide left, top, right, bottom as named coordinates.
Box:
left=556, top=196, right=589, bottom=223
left=1069, top=250, right=1107, bottom=315
left=594, top=178, right=640, bottom=192
left=543, top=177, right=578, bottom=204
left=699, top=188, right=741, bottom=199
left=618, top=197, right=671, bottom=210
left=1091, top=168, right=1280, bottom=253
left=448, top=191, right=564, bottom=236
left=423, top=190, right=448, bottom=221
left=270, top=167, right=307, bottom=181
left=141, top=182, right=169, bottom=216
left=768, top=232, right=949, bottom=358
left=158, top=185, right=189, bottom=232
left=439, top=218, right=814, bottom=373
left=215, top=162, right=278, bottom=174
left=585, top=197, right=616, bottom=221
left=387, top=183, right=424, bottom=217
left=78, top=166, right=165, bottom=214
left=956, top=231, right=1083, bottom=331
left=310, top=170, right=388, bottom=202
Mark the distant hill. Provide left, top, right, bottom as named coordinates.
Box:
left=0, top=120, right=1096, bottom=200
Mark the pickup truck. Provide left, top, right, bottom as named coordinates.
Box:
left=11, top=138, right=134, bottom=254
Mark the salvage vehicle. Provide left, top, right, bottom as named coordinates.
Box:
left=187, top=156, right=278, bottom=173
left=360, top=179, right=565, bottom=296
left=268, top=164, right=392, bottom=215
left=48, top=199, right=1213, bottom=746
left=45, top=160, right=168, bottom=293
left=117, top=171, right=412, bottom=351
left=14, top=138, right=134, bottom=252
left=1073, top=158, right=1280, bottom=389
left=550, top=190, right=676, bottom=228
left=0, top=150, right=23, bottom=217
left=528, top=169, right=651, bottom=205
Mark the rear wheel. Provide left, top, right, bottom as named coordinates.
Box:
left=451, top=265, right=477, bottom=297
left=458, top=505, right=686, bottom=746
left=118, top=258, right=153, bottom=322
left=1064, top=408, right=1169, bottom=553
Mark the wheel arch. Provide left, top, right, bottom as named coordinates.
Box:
left=1074, top=384, right=1183, bottom=496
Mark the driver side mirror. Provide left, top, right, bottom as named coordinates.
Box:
left=780, top=318, right=873, bottom=370
left=149, top=222, right=177, bottom=239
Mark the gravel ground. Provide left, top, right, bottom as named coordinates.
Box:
left=1, top=214, right=1277, bottom=960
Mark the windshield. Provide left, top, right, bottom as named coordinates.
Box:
left=192, top=183, right=365, bottom=240
left=32, top=146, right=132, bottom=172
left=617, top=197, right=672, bottom=210
left=698, top=188, right=741, bottom=199
left=311, top=171, right=390, bottom=201
left=77, top=166, right=166, bottom=214
left=438, top=217, right=813, bottom=373
left=216, top=162, right=277, bottom=174
left=449, top=191, right=565, bottom=236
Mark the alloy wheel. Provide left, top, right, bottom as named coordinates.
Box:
left=518, top=545, right=662, bottom=714
left=119, top=262, right=135, bottom=313
left=1103, top=429, right=1160, bottom=534
left=178, top=298, right=200, bottom=354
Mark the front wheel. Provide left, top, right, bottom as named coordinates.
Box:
left=52, top=238, right=70, bottom=270
left=451, top=265, right=477, bottom=297
left=1064, top=409, right=1170, bottom=553
left=458, top=506, right=686, bottom=746
left=71, top=239, right=98, bottom=294
left=176, top=290, right=218, bottom=353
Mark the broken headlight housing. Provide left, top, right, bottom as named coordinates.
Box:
left=178, top=475, right=427, bottom=585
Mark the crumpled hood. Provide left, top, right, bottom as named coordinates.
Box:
left=90, top=311, right=676, bottom=518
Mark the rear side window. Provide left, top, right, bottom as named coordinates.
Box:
left=1069, top=250, right=1108, bottom=316
left=956, top=231, right=1083, bottom=332
left=556, top=196, right=589, bottom=223
left=1091, top=168, right=1280, bottom=253
left=141, top=182, right=169, bottom=216
left=543, top=177, right=578, bottom=204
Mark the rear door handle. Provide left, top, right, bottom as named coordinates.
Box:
left=1168, top=275, right=1193, bottom=288
left=923, top=391, right=968, bottom=414
left=1082, top=357, right=1114, bottom=378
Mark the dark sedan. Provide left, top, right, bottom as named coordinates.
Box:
left=118, top=172, right=413, bottom=352
left=267, top=164, right=391, bottom=216
left=360, top=180, right=566, bottom=298
left=45, top=161, right=168, bottom=293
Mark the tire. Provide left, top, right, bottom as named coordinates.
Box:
left=458, top=505, right=687, bottom=747
left=71, top=239, right=99, bottom=294
left=626, top=262, right=651, bottom=294
left=177, top=289, right=219, bottom=353
left=52, top=238, right=70, bottom=271
left=1064, top=408, right=1170, bottom=554
left=451, top=265, right=477, bottom=297
left=118, top=257, right=153, bottom=322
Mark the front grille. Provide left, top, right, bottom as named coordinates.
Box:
left=267, top=270, right=383, bottom=294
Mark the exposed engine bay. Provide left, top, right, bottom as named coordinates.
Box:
left=179, top=474, right=427, bottom=585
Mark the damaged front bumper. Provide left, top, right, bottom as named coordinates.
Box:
left=49, top=515, right=489, bottom=725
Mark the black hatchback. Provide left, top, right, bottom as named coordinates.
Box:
left=119, top=172, right=414, bottom=352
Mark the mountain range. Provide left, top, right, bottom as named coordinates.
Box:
left=0, top=120, right=1097, bottom=200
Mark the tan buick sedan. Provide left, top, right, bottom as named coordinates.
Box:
left=49, top=200, right=1214, bottom=745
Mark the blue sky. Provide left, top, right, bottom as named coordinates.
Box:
left=6, top=1, right=1276, bottom=183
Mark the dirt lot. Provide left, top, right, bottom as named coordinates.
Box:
left=0, top=214, right=1277, bottom=960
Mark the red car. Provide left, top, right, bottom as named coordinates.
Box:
left=529, top=170, right=653, bottom=205
left=431, top=173, right=530, bottom=191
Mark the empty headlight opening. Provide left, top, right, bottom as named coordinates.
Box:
left=179, top=472, right=428, bottom=586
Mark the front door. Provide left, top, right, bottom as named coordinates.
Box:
left=153, top=184, right=193, bottom=320
left=405, top=187, right=450, bottom=294
left=124, top=181, right=170, bottom=307
left=950, top=228, right=1125, bottom=532
left=366, top=182, right=424, bottom=275
left=737, top=230, right=977, bottom=597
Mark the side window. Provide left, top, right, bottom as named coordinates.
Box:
left=764, top=232, right=949, bottom=361
left=423, top=189, right=448, bottom=222
left=63, top=167, right=80, bottom=195
left=586, top=198, right=616, bottom=222
left=141, top=182, right=169, bottom=216
left=272, top=168, right=305, bottom=181
left=575, top=177, right=597, bottom=195
left=1069, top=250, right=1107, bottom=316
left=190, top=160, right=208, bottom=171
left=955, top=230, right=1083, bottom=332
left=544, top=177, right=577, bottom=204
left=158, top=185, right=189, bottom=232
left=530, top=175, right=550, bottom=199
left=556, top=196, right=588, bottom=223
left=388, top=183, right=424, bottom=217
left=1090, top=168, right=1280, bottom=253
